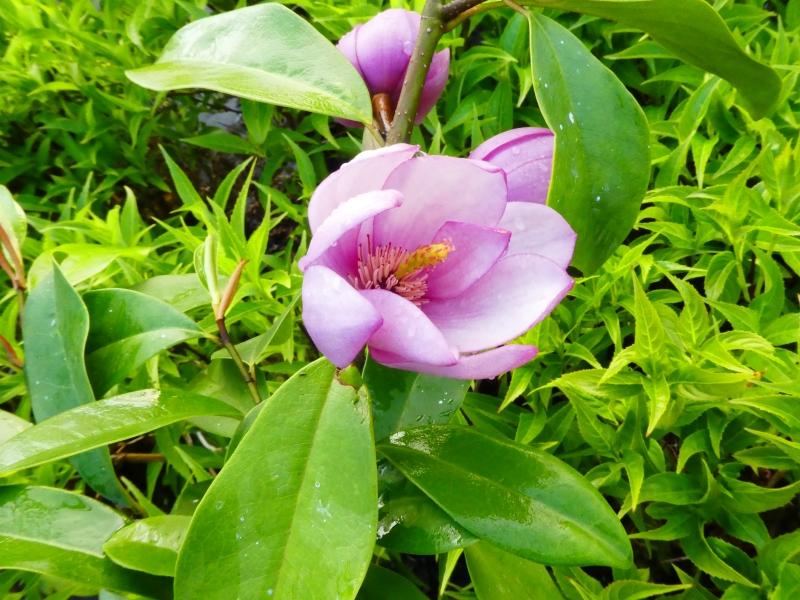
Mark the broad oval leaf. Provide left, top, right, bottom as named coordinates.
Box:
left=84, top=288, right=204, bottom=396
left=0, top=486, right=170, bottom=598
left=378, top=426, right=632, bottom=568
left=465, top=541, right=564, bottom=600
left=104, top=515, right=191, bottom=577
left=357, top=565, right=428, bottom=600
left=126, top=4, right=372, bottom=123
left=174, top=359, right=376, bottom=600
left=364, top=357, right=468, bottom=442
left=0, top=410, right=30, bottom=445
left=0, top=389, right=240, bottom=474
left=529, top=13, right=650, bottom=274
left=378, top=477, right=478, bottom=555
left=522, top=0, right=781, bottom=118
left=23, top=262, right=126, bottom=504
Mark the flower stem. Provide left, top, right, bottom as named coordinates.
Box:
left=386, top=0, right=445, bottom=145
left=441, top=0, right=490, bottom=21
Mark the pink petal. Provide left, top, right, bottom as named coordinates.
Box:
left=415, top=48, right=450, bottom=123
left=423, top=254, right=573, bottom=353
left=354, top=9, right=420, bottom=94
left=372, top=155, right=507, bottom=251
left=470, top=128, right=553, bottom=203
left=371, top=345, right=538, bottom=380
left=499, top=202, right=576, bottom=268
left=426, top=221, right=510, bottom=299
left=337, top=26, right=364, bottom=78
left=299, top=189, right=403, bottom=272
left=302, top=266, right=382, bottom=368
left=308, top=144, right=418, bottom=233
left=360, top=289, right=458, bottom=367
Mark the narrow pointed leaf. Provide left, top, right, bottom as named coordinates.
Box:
left=0, top=389, right=240, bottom=474
left=84, top=288, right=203, bottom=395
left=22, top=262, right=126, bottom=504
left=379, top=426, right=632, bottom=567
left=529, top=13, right=650, bottom=273
left=126, top=4, right=371, bottom=123
left=175, top=359, right=376, bottom=600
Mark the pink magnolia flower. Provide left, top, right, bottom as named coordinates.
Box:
left=470, top=128, right=554, bottom=203
left=337, top=9, right=450, bottom=124
left=299, top=144, right=576, bottom=380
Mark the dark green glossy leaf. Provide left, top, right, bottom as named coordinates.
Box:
left=356, top=565, right=427, bottom=600
left=522, top=0, right=781, bottom=118
left=126, top=4, right=371, bottom=123
left=529, top=13, right=650, bottom=273
left=22, top=262, right=126, bottom=504
left=84, top=288, right=203, bottom=395
left=0, top=486, right=169, bottom=598
left=0, top=389, right=240, bottom=474
left=104, top=515, right=191, bottom=577
left=465, top=541, right=564, bottom=599
left=378, top=477, right=477, bottom=555
left=175, top=359, right=376, bottom=600
left=378, top=426, right=631, bottom=567
left=364, top=357, right=468, bottom=441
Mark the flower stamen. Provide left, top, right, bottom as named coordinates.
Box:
left=351, top=237, right=453, bottom=305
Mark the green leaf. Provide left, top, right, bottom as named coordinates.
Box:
left=83, top=288, right=203, bottom=395
left=126, top=4, right=371, bottom=123
left=175, top=359, right=376, bottom=599
left=182, top=131, right=262, bottom=156
left=0, top=410, right=30, bottom=445
left=104, top=515, right=191, bottom=577
left=22, top=262, right=126, bottom=504
left=522, top=0, right=780, bottom=118
left=601, top=581, right=690, bottom=600
left=529, top=13, right=649, bottom=273
left=681, top=523, right=758, bottom=587
left=378, top=477, right=478, bottom=555
left=632, top=277, right=667, bottom=377
left=0, top=184, right=26, bottom=256
left=356, top=565, right=428, bottom=600
left=465, top=541, right=564, bottom=600
left=364, top=357, right=468, bottom=442
left=379, top=426, right=631, bottom=567
left=0, top=486, right=169, bottom=598
left=0, top=389, right=240, bottom=474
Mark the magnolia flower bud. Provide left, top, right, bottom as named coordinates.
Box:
left=470, top=128, right=554, bottom=204
left=337, top=9, right=450, bottom=126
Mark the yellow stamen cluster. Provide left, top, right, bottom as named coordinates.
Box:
left=395, top=242, right=453, bottom=279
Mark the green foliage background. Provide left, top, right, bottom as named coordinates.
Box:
left=1, top=0, right=799, bottom=598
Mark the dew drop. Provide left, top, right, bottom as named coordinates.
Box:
left=314, top=481, right=321, bottom=489
left=214, top=500, right=224, bottom=510
left=568, top=112, right=575, bottom=124
left=426, top=27, right=432, bottom=33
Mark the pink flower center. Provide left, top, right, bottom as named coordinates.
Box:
left=351, top=237, right=453, bottom=305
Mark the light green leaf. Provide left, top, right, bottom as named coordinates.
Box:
left=379, top=426, right=631, bottom=567
left=104, top=515, right=191, bottom=577
left=22, top=262, right=126, bottom=504
left=83, top=288, right=204, bottom=395
left=681, top=524, right=758, bottom=587
left=529, top=13, right=649, bottom=273
left=0, top=185, right=26, bottom=256
left=0, top=410, right=30, bottom=445
left=126, top=4, right=371, bottom=123
left=0, top=486, right=169, bottom=598
left=0, top=389, right=240, bottom=475
left=175, top=359, right=376, bottom=600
